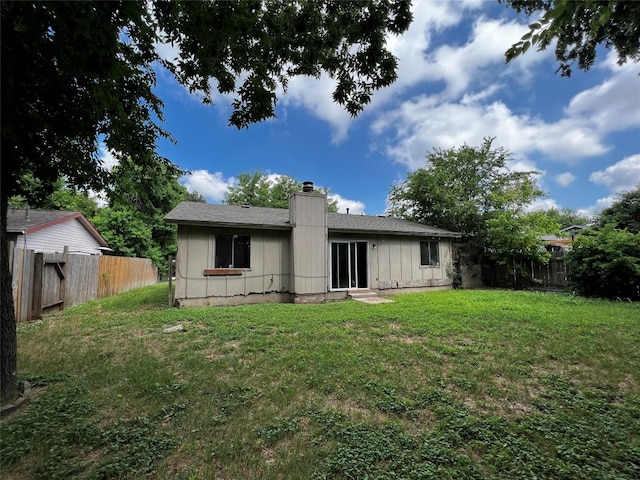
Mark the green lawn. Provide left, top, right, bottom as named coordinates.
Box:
left=2, top=284, right=639, bottom=479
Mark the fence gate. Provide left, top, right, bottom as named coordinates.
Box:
left=10, top=245, right=158, bottom=322
left=32, top=250, right=67, bottom=319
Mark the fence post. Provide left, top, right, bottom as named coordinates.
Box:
left=60, top=246, right=68, bottom=311
left=168, top=255, right=174, bottom=307
left=11, top=248, right=21, bottom=320
left=32, top=253, right=44, bottom=320
left=20, top=250, right=35, bottom=322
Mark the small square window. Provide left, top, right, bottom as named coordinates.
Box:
left=420, top=241, right=440, bottom=266
left=215, top=234, right=250, bottom=268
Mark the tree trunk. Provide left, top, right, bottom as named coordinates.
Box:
left=1, top=176, right=18, bottom=397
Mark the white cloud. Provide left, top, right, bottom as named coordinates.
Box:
left=527, top=197, right=560, bottom=212
left=181, top=170, right=235, bottom=202
left=281, top=74, right=353, bottom=143
left=424, top=17, right=545, bottom=99
left=589, top=154, right=640, bottom=193
left=278, top=0, right=473, bottom=139
left=384, top=0, right=471, bottom=90
left=328, top=194, right=366, bottom=215
left=369, top=11, right=638, bottom=185
left=372, top=98, right=608, bottom=170
left=382, top=1, right=537, bottom=96
left=508, top=157, right=541, bottom=174
left=578, top=195, right=617, bottom=218
left=154, top=39, right=181, bottom=65
left=98, top=144, right=119, bottom=170
left=565, top=55, right=640, bottom=134
left=278, top=1, right=528, bottom=142
left=555, top=172, right=576, bottom=187
left=150, top=1, right=544, bottom=145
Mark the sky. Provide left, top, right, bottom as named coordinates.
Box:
left=106, top=0, right=640, bottom=217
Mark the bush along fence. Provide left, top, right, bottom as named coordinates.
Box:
left=482, top=252, right=569, bottom=291
left=10, top=246, right=158, bottom=322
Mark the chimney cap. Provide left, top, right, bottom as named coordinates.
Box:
left=302, top=181, right=314, bottom=193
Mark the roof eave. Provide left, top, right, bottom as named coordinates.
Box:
left=167, top=219, right=292, bottom=231
left=328, top=227, right=460, bottom=238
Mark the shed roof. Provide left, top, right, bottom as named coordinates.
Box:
left=165, top=202, right=460, bottom=238
left=7, top=209, right=109, bottom=246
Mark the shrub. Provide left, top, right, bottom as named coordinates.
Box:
left=566, top=225, right=640, bottom=300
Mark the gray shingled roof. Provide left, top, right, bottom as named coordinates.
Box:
left=327, top=212, right=459, bottom=237
left=164, top=202, right=291, bottom=229
left=165, top=202, right=460, bottom=238
left=7, top=209, right=109, bottom=245
left=7, top=209, right=82, bottom=233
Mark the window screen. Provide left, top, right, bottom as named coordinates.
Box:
left=215, top=235, right=250, bottom=268
left=420, top=241, right=440, bottom=266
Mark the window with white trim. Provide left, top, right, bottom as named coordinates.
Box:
left=215, top=234, right=250, bottom=268
left=420, top=240, right=440, bottom=266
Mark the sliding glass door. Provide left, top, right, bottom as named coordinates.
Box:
left=331, top=241, right=368, bottom=290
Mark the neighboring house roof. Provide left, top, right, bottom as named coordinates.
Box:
left=7, top=209, right=109, bottom=247
left=165, top=202, right=461, bottom=238
left=542, top=225, right=587, bottom=242
left=560, top=225, right=587, bottom=233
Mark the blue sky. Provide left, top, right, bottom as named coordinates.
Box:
left=105, top=0, right=639, bottom=217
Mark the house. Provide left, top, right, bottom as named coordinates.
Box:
left=7, top=209, right=109, bottom=255
left=164, top=183, right=461, bottom=306
left=543, top=225, right=587, bottom=252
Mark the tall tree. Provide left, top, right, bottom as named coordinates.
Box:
left=387, top=138, right=556, bottom=264
left=541, top=207, right=592, bottom=229
left=595, top=185, right=640, bottom=233
left=486, top=209, right=560, bottom=266
left=9, top=177, right=100, bottom=219
left=1, top=0, right=412, bottom=397
left=224, top=171, right=339, bottom=211
left=184, top=191, right=207, bottom=203
left=501, top=0, right=640, bottom=76
left=93, top=156, right=188, bottom=274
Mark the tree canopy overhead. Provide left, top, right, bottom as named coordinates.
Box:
left=1, top=0, right=413, bottom=397
left=501, top=0, right=640, bottom=76
left=2, top=0, right=412, bottom=205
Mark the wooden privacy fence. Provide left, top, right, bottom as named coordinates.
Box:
left=10, top=247, right=158, bottom=322
left=484, top=253, right=570, bottom=291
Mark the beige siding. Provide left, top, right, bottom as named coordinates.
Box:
left=182, top=226, right=211, bottom=299
left=260, top=233, right=291, bottom=293
left=289, top=193, right=328, bottom=295
left=331, top=234, right=454, bottom=291
left=175, top=225, right=291, bottom=303
left=175, top=222, right=454, bottom=305
left=399, top=238, right=413, bottom=281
